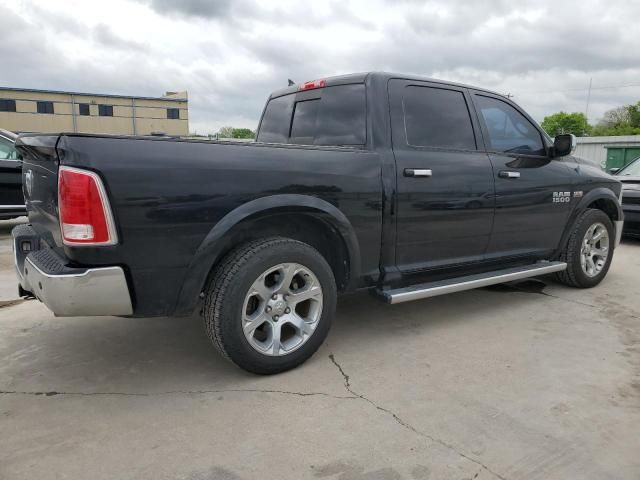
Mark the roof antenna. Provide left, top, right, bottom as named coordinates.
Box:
left=287, top=79, right=295, bottom=86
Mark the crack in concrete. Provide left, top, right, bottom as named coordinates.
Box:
left=535, top=291, right=598, bottom=309
left=328, top=354, right=507, bottom=480
left=533, top=289, right=640, bottom=322
left=0, top=388, right=356, bottom=400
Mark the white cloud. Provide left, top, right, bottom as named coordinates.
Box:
left=1, top=0, right=639, bottom=133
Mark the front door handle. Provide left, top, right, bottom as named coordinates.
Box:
left=404, top=168, right=432, bottom=178
left=499, top=170, right=521, bottom=179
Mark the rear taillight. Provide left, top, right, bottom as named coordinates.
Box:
left=58, top=166, right=117, bottom=246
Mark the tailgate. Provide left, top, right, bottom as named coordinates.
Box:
left=15, top=134, right=62, bottom=247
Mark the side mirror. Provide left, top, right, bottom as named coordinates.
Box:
left=552, top=134, right=576, bottom=157
left=609, top=167, right=620, bottom=175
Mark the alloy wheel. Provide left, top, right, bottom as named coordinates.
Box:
left=580, top=222, right=610, bottom=277
left=241, top=263, right=323, bottom=356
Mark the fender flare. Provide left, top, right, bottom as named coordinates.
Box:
left=173, top=194, right=361, bottom=316
left=556, top=187, right=622, bottom=256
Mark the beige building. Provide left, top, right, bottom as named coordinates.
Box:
left=0, top=87, right=188, bottom=136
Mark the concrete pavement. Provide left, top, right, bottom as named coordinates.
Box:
left=1, top=218, right=639, bottom=479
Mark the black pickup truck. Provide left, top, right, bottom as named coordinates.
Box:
left=12, top=72, right=623, bottom=374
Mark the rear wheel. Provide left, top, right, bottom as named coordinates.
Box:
left=554, top=209, right=614, bottom=288
left=202, top=237, right=336, bottom=374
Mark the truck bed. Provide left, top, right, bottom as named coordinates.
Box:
left=17, top=133, right=383, bottom=316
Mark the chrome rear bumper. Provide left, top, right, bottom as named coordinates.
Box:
left=23, top=258, right=133, bottom=316
left=13, top=225, right=133, bottom=317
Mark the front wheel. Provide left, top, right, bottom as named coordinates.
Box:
left=202, top=237, right=337, bottom=374
left=554, top=209, right=615, bottom=288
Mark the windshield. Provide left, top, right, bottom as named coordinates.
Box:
left=618, top=157, right=640, bottom=176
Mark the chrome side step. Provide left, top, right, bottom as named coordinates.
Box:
left=378, top=261, right=567, bottom=304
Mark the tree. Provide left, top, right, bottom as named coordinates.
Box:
left=590, top=101, right=640, bottom=136
left=541, top=112, right=590, bottom=137
left=216, top=126, right=256, bottom=139
left=217, top=126, right=234, bottom=138
left=231, top=128, right=255, bottom=139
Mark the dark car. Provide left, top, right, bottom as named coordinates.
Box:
left=12, top=72, right=623, bottom=374
left=613, top=157, right=640, bottom=236
left=0, top=129, right=26, bottom=219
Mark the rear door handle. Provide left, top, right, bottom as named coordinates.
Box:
left=404, top=168, right=432, bottom=178
left=499, top=170, right=521, bottom=179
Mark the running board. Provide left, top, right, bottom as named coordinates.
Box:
left=378, top=261, right=567, bottom=304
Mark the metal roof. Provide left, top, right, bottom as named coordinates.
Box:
left=0, top=86, right=187, bottom=102
left=576, top=135, right=640, bottom=145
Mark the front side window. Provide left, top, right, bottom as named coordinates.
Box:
left=0, top=99, right=17, bottom=112
left=475, top=95, right=545, bottom=156
left=257, top=83, right=366, bottom=146
left=99, top=104, right=114, bottom=117
left=403, top=86, right=476, bottom=150
left=37, top=101, right=54, bottom=114
left=0, top=138, right=19, bottom=160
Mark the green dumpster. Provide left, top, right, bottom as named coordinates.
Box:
left=605, top=147, right=640, bottom=171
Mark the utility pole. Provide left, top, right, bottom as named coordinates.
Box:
left=584, top=77, right=592, bottom=136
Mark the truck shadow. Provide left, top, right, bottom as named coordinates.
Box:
left=2, top=280, right=565, bottom=395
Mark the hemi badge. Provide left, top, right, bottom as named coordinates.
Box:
left=573, top=191, right=583, bottom=198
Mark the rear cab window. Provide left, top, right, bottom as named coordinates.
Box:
left=257, top=83, right=366, bottom=147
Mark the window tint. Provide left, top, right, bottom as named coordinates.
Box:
left=290, top=99, right=320, bottom=142
left=257, top=84, right=366, bottom=146
left=314, top=84, right=366, bottom=146
left=167, top=108, right=180, bottom=119
left=98, top=104, right=113, bottom=117
left=37, top=101, right=54, bottom=114
left=403, top=86, right=476, bottom=150
left=0, top=138, right=19, bottom=160
left=475, top=95, right=545, bottom=156
left=0, top=99, right=16, bottom=112
left=78, top=103, right=90, bottom=116
left=257, top=94, right=295, bottom=143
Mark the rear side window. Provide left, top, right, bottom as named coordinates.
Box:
left=257, top=84, right=366, bottom=146
left=474, top=95, right=545, bottom=156
left=403, top=86, right=476, bottom=150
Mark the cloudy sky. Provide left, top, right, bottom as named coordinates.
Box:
left=2, top=0, right=639, bottom=134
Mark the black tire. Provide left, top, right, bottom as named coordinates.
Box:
left=554, top=209, right=615, bottom=288
left=202, top=237, right=337, bottom=374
